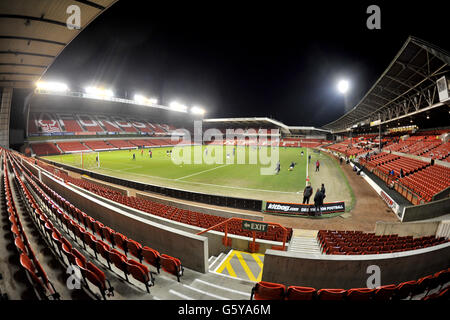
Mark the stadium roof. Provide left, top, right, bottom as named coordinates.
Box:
left=203, top=117, right=330, bottom=134
left=0, top=0, right=117, bottom=88
left=323, top=36, right=450, bottom=133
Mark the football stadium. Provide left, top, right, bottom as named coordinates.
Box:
left=0, top=0, right=449, bottom=311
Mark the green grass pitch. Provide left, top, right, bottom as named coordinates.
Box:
left=43, top=145, right=310, bottom=201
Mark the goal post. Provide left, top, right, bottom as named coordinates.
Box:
left=72, top=151, right=100, bottom=169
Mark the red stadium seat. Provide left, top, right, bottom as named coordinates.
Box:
left=317, top=288, right=346, bottom=300
left=373, top=284, right=398, bottom=301
left=346, top=288, right=375, bottom=301
left=285, top=286, right=316, bottom=300
left=142, top=246, right=161, bottom=273
left=251, top=281, right=286, bottom=300
left=395, top=280, right=417, bottom=300
left=20, top=253, right=59, bottom=299
left=108, top=249, right=128, bottom=280
left=160, top=254, right=184, bottom=282
left=113, top=232, right=128, bottom=255
left=95, top=240, right=112, bottom=269
left=125, top=259, right=153, bottom=293
left=86, top=262, right=114, bottom=299
left=126, top=239, right=143, bottom=262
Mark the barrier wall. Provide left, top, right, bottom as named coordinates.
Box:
left=262, top=243, right=450, bottom=289
left=39, top=158, right=263, bottom=211
left=136, top=192, right=263, bottom=221
left=41, top=172, right=209, bottom=273
left=81, top=175, right=129, bottom=196
left=433, top=186, right=450, bottom=201
left=69, top=182, right=284, bottom=256
left=402, top=197, right=450, bottom=222
left=374, top=220, right=441, bottom=238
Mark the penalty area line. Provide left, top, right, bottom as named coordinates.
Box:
left=175, top=164, right=231, bottom=180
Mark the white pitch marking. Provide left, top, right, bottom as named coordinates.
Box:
left=175, top=164, right=231, bottom=180
left=77, top=158, right=300, bottom=194
left=176, top=180, right=299, bottom=194
left=119, top=165, right=143, bottom=172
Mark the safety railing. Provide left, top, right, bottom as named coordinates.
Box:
left=196, top=217, right=288, bottom=252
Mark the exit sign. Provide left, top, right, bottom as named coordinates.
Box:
left=242, top=220, right=268, bottom=232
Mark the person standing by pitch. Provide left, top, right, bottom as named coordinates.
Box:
left=302, top=183, right=313, bottom=204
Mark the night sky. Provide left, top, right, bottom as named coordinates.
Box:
left=43, top=1, right=450, bottom=127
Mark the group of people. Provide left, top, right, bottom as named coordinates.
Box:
left=132, top=148, right=153, bottom=160
left=302, top=182, right=326, bottom=216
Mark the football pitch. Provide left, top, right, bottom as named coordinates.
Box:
left=42, top=145, right=352, bottom=205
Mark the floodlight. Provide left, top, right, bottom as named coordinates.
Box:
left=170, top=101, right=187, bottom=112
left=36, top=81, right=68, bottom=92
left=337, top=80, right=349, bottom=94
left=191, top=106, right=205, bottom=115
left=85, top=86, right=114, bottom=98
left=134, top=94, right=157, bottom=105
left=134, top=94, right=146, bottom=103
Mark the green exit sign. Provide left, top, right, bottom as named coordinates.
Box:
left=242, top=220, right=268, bottom=232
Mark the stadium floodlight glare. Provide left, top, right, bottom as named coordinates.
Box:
left=191, top=106, right=205, bottom=115
left=134, top=94, right=158, bottom=105
left=337, top=79, right=349, bottom=94
left=35, top=81, right=69, bottom=92
left=134, top=94, right=146, bottom=103
left=85, top=86, right=114, bottom=98
left=169, top=101, right=188, bottom=112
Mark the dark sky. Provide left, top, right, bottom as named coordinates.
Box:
left=43, top=1, right=450, bottom=127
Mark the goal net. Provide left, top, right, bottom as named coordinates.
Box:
left=71, top=151, right=100, bottom=169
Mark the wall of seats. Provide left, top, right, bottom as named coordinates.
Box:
left=39, top=157, right=263, bottom=211
left=40, top=171, right=209, bottom=273
left=28, top=111, right=174, bottom=136
left=69, top=176, right=286, bottom=257
left=5, top=149, right=188, bottom=298
left=135, top=192, right=263, bottom=221
left=26, top=157, right=289, bottom=256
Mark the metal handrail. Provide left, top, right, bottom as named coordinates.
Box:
left=196, top=217, right=288, bottom=251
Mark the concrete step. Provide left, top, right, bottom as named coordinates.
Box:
left=164, top=272, right=254, bottom=300
left=208, top=252, right=226, bottom=271
left=288, top=236, right=322, bottom=255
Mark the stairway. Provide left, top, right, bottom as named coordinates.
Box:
left=288, top=237, right=322, bottom=254
left=288, top=229, right=322, bottom=255
left=208, top=251, right=228, bottom=272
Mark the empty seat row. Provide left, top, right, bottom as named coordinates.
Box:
left=317, top=230, right=448, bottom=255
left=12, top=155, right=185, bottom=286
left=46, top=166, right=293, bottom=243
left=9, top=153, right=116, bottom=299
left=2, top=154, right=59, bottom=300
left=251, top=268, right=450, bottom=300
